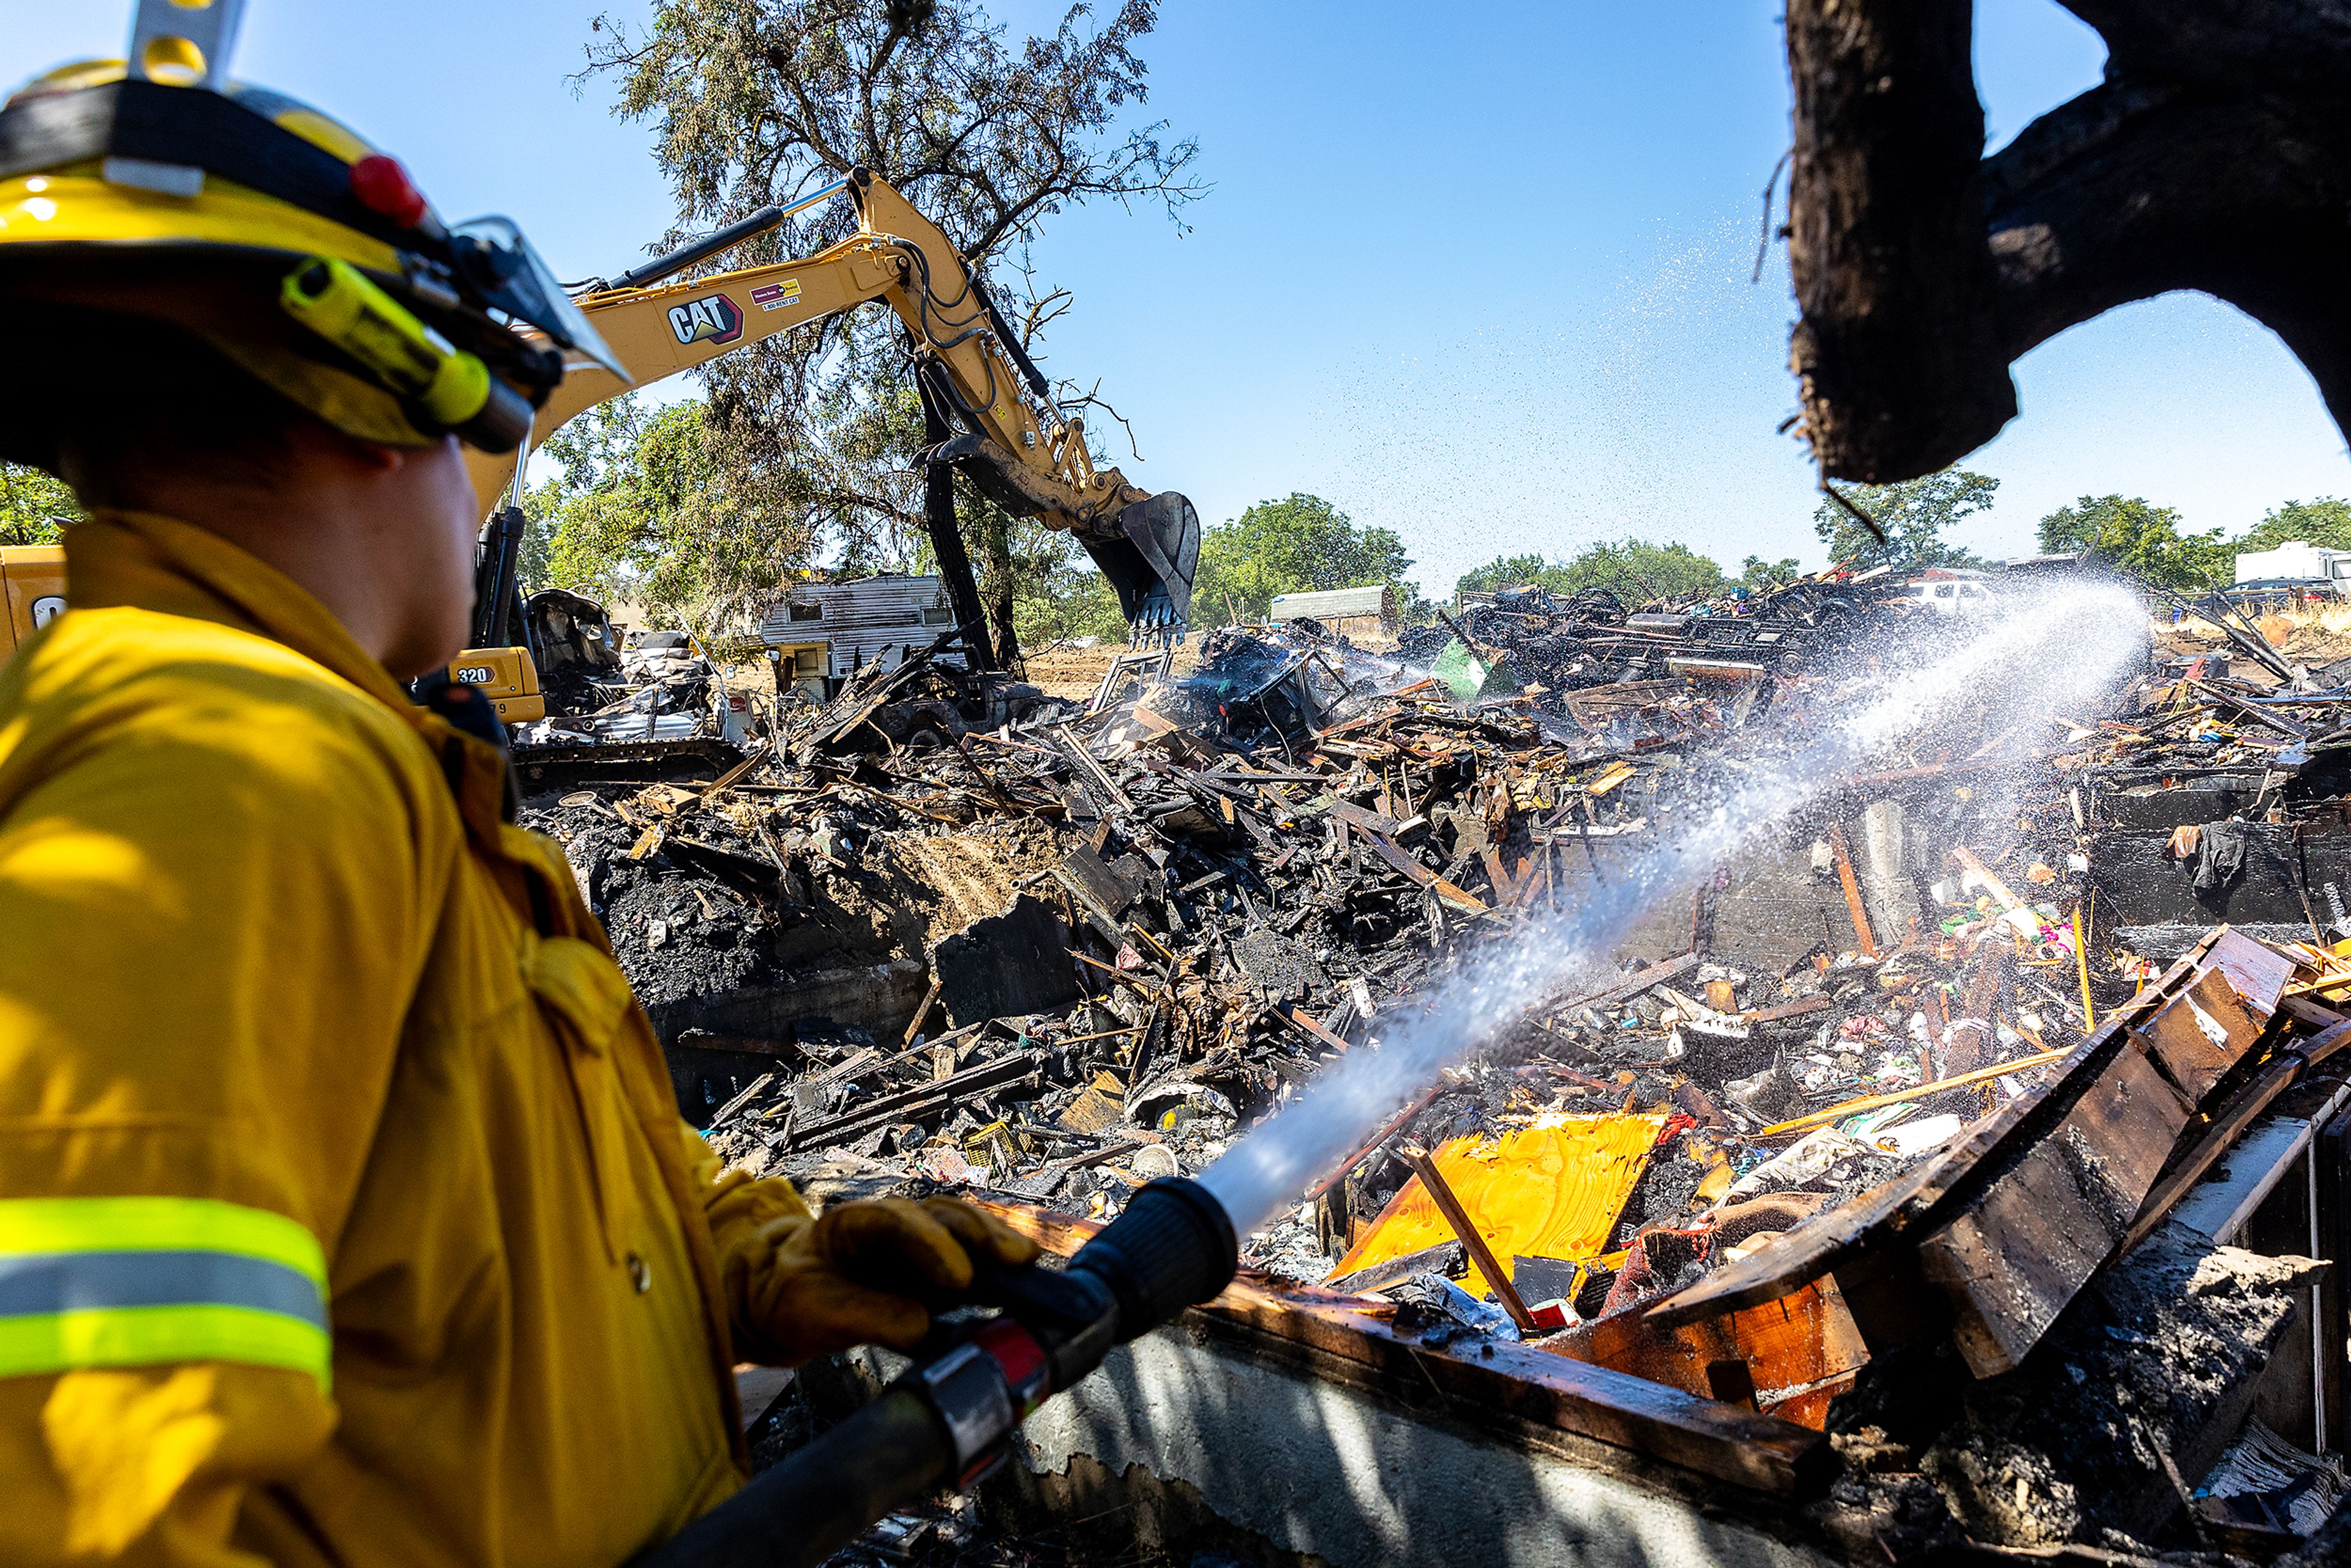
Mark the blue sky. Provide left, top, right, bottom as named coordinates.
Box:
left=12, top=0, right=2348, bottom=596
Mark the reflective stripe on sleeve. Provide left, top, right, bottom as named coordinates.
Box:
left=0, top=1198, right=330, bottom=1387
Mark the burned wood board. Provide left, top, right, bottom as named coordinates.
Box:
left=978, top=1199, right=1832, bottom=1499
left=1055, top=1070, right=1128, bottom=1135
left=1545, top=950, right=1703, bottom=1019
left=1556, top=1272, right=1868, bottom=1431
left=1054, top=843, right=1141, bottom=924
left=2203, top=925, right=2296, bottom=1017
left=2132, top=966, right=2260, bottom=1106
left=1914, top=1036, right=2192, bottom=1376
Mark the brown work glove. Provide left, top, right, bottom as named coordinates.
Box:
left=742, top=1196, right=1040, bottom=1364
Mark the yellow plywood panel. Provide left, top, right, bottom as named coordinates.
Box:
left=1326, top=1113, right=1665, bottom=1287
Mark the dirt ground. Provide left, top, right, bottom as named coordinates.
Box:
left=1019, top=639, right=1202, bottom=701
left=2152, top=604, right=2351, bottom=669
left=720, top=643, right=1204, bottom=707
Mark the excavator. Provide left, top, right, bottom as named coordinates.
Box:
left=1, top=167, right=1203, bottom=735
left=442, top=164, right=1199, bottom=735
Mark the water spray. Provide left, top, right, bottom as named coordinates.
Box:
left=634, top=581, right=2144, bottom=1567
left=1198, top=579, right=2147, bottom=1235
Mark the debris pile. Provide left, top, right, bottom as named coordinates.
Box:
left=522, top=590, right=2351, bottom=1563
left=519, top=626, right=747, bottom=748
left=2063, top=629, right=2351, bottom=953
left=526, top=601, right=2117, bottom=1316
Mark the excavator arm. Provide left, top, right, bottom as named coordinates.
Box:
left=468, top=167, right=1198, bottom=633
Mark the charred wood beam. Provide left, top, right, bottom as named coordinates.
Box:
left=1786, top=0, right=2351, bottom=482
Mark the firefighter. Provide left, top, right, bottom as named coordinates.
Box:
left=0, top=39, right=1033, bottom=1568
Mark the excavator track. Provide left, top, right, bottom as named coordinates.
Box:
left=511, top=736, right=745, bottom=798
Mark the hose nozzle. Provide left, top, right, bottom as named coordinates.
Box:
left=633, top=1180, right=1239, bottom=1568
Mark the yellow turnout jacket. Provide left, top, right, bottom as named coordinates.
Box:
left=0, top=509, right=806, bottom=1565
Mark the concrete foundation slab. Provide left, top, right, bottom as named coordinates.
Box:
left=1005, top=1324, right=1829, bottom=1568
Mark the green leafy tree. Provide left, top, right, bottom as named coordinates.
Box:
left=1193, top=494, right=1417, bottom=625
left=0, top=463, right=78, bottom=546
left=2237, top=497, right=2351, bottom=553
left=1455, top=538, right=1729, bottom=606
left=1812, top=469, right=1995, bottom=570
left=582, top=0, right=1201, bottom=621
left=534, top=396, right=819, bottom=625
left=1741, top=553, right=1801, bottom=588
left=999, top=522, right=1126, bottom=648
left=2035, top=493, right=2231, bottom=590
left=1453, top=553, right=1551, bottom=593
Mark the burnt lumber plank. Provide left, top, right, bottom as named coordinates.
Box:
left=774, top=1051, right=1042, bottom=1150
left=1322, top=1239, right=1465, bottom=1297
left=977, top=1200, right=1831, bottom=1498
left=1741, top=996, right=1833, bottom=1026
left=2134, top=967, right=2259, bottom=1106
left=1547, top=951, right=1704, bottom=1018
left=1914, top=1037, right=2192, bottom=1375
left=2122, top=1019, right=2351, bottom=1255
left=2206, top=926, right=2297, bottom=1017
left=1352, top=826, right=1488, bottom=913
left=1322, top=798, right=1412, bottom=839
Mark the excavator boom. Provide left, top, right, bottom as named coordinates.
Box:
left=470, top=167, right=1198, bottom=634
left=2, top=171, right=1196, bottom=677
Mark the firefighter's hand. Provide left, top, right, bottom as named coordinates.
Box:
left=744, top=1197, right=1040, bottom=1363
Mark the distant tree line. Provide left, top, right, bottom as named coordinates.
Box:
left=1452, top=468, right=2351, bottom=607
left=1809, top=467, right=2351, bottom=593
left=1455, top=541, right=1801, bottom=607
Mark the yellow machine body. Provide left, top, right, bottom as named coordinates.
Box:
left=462, top=174, right=1150, bottom=541
left=447, top=644, right=544, bottom=723
left=1, top=546, right=67, bottom=658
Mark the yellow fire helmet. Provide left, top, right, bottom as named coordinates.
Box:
left=0, top=0, right=623, bottom=457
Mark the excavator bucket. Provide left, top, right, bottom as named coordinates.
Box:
left=1086, top=492, right=1201, bottom=634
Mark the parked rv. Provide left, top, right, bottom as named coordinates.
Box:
left=760, top=574, right=965, bottom=700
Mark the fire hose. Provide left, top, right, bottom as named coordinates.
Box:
left=633, top=1177, right=1239, bottom=1568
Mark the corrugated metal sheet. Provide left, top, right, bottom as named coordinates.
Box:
left=759, top=575, right=965, bottom=677
left=1270, top=585, right=1393, bottom=622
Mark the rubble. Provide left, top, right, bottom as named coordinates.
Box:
left=520, top=590, right=2128, bottom=1288
left=516, top=588, right=2351, bottom=1563
left=1910, top=1226, right=2325, bottom=1549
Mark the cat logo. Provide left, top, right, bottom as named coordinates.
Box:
left=666, top=294, right=744, bottom=347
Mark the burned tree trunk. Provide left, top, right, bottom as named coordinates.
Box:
left=1786, top=0, right=2016, bottom=483
left=1787, top=0, right=2351, bottom=484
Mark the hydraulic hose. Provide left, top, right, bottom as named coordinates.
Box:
left=633, top=1179, right=1237, bottom=1568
